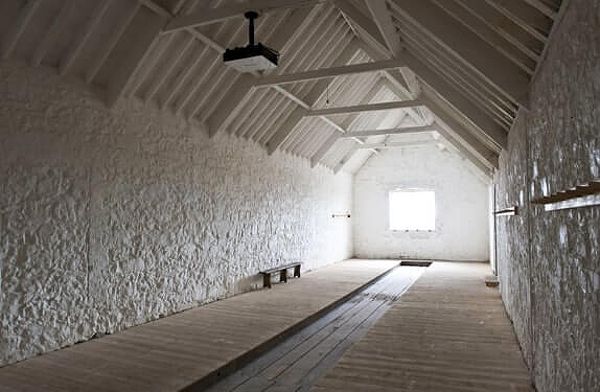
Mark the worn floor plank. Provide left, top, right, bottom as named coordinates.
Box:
left=0, top=259, right=398, bottom=392
left=206, top=266, right=426, bottom=392
left=312, top=262, right=533, bottom=392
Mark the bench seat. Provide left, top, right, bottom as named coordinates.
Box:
left=260, top=262, right=302, bottom=288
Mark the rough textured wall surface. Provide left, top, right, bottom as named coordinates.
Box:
left=353, top=144, right=490, bottom=261
left=495, top=1, right=600, bottom=390
left=0, top=61, right=353, bottom=366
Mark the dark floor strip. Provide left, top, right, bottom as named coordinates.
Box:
left=205, top=266, right=426, bottom=392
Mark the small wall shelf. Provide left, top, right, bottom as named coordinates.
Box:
left=331, top=212, right=351, bottom=218
left=531, top=181, right=600, bottom=205
left=494, top=206, right=518, bottom=216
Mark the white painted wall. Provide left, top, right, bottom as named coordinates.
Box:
left=353, top=143, right=489, bottom=261
left=0, top=61, right=353, bottom=366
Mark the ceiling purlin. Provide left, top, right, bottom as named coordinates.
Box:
left=204, top=6, right=315, bottom=138
left=333, top=0, right=505, bottom=169
left=389, top=0, right=531, bottom=109
left=0, top=0, right=564, bottom=172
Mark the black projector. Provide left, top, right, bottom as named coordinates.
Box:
left=223, top=11, right=279, bottom=73
left=223, top=43, right=279, bottom=73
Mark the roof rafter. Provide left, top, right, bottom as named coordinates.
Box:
left=453, top=0, right=542, bottom=63
left=146, top=36, right=195, bottom=101
left=270, top=82, right=381, bottom=156
left=59, top=0, right=114, bottom=75
left=334, top=0, right=390, bottom=56
left=403, top=53, right=508, bottom=149
left=432, top=0, right=536, bottom=75
left=1, top=0, right=41, bottom=60
left=482, top=0, right=552, bottom=42
left=390, top=0, right=531, bottom=108
left=421, top=88, right=499, bottom=168
left=434, top=125, right=494, bottom=178
left=163, top=0, right=320, bottom=33
left=106, top=3, right=169, bottom=106
left=350, top=16, right=507, bottom=150
left=206, top=7, right=314, bottom=138
left=522, top=0, right=559, bottom=19
left=265, top=39, right=360, bottom=155
left=85, top=1, right=141, bottom=84
left=31, top=0, right=74, bottom=66
left=365, top=0, right=401, bottom=56
left=313, top=78, right=389, bottom=169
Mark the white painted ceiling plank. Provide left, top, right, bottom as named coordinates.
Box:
left=1, top=0, right=41, bottom=60
left=265, top=40, right=360, bottom=154
left=312, top=78, right=389, bottom=168
left=431, top=0, right=536, bottom=75
left=31, top=0, right=75, bottom=67
left=107, top=5, right=169, bottom=106
left=365, top=0, right=402, bottom=56
left=334, top=0, right=390, bottom=58
left=85, top=2, right=141, bottom=84
left=206, top=7, right=314, bottom=137
left=146, top=35, right=195, bottom=101
left=453, top=0, right=542, bottom=63
left=522, top=0, right=558, bottom=19
left=434, top=126, right=494, bottom=178
left=60, top=0, right=114, bottom=76
left=163, top=0, right=320, bottom=33
left=350, top=20, right=505, bottom=149
left=482, top=0, right=549, bottom=43
left=422, top=90, right=499, bottom=168
left=389, top=0, right=531, bottom=108
left=129, top=34, right=177, bottom=99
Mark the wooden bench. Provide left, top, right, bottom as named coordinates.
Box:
left=260, top=262, right=302, bottom=289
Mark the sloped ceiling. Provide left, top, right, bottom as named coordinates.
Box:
left=0, top=0, right=565, bottom=176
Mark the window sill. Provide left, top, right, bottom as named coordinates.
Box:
left=390, top=229, right=436, bottom=233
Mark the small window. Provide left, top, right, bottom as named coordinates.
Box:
left=389, top=190, right=436, bottom=231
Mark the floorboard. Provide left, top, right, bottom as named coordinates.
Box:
left=312, top=262, right=533, bottom=392
left=206, top=266, right=426, bottom=392
left=0, top=259, right=398, bottom=392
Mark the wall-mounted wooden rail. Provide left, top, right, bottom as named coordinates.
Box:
left=331, top=212, right=351, bottom=218
left=494, top=206, right=519, bottom=216
left=531, top=181, right=600, bottom=204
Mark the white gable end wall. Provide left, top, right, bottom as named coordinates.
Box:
left=353, top=144, right=489, bottom=261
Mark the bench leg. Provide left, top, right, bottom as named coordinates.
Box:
left=280, top=269, right=288, bottom=283
left=263, top=273, right=272, bottom=289
left=294, top=265, right=301, bottom=278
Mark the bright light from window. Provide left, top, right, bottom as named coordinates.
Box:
left=389, top=190, right=436, bottom=231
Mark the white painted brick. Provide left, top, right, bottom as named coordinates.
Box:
left=353, top=144, right=490, bottom=261
left=0, top=61, right=353, bottom=366
left=495, top=0, right=600, bottom=390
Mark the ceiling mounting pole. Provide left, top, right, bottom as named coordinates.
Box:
left=245, top=11, right=259, bottom=46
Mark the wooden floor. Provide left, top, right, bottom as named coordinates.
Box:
left=0, top=259, right=398, bottom=392
left=206, top=266, right=427, bottom=392
left=312, top=262, right=533, bottom=392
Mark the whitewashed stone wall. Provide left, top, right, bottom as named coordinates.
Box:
left=353, top=144, right=490, bottom=261
left=495, top=0, right=600, bottom=390
left=0, top=61, right=353, bottom=366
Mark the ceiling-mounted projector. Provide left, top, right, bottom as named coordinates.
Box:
left=223, top=11, right=279, bottom=73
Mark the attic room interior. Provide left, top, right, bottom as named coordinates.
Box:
left=0, top=0, right=598, bottom=391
